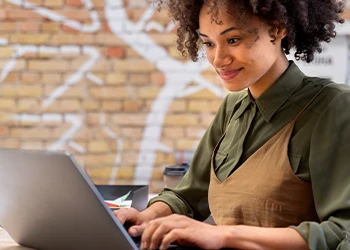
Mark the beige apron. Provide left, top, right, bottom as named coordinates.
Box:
left=208, top=88, right=325, bottom=227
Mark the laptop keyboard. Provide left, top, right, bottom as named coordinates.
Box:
left=131, top=235, right=141, bottom=248
left=131, top=235, right=199, bottom=249
left=124, top=224, right=199, bottom=249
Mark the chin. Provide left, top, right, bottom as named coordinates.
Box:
left=224, top=83, right=247, bottom=93
left=222, top=75, right=252, bottom=92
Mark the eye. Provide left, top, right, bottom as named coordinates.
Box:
left=228, top=38, right=240, bottom=44
left=203, top=42, right=214, bottom=48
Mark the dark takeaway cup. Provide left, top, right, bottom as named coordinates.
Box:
left=163, top=163, right=190, bottom=188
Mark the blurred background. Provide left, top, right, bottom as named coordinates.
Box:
left=0, top=0, right=349, bottom=193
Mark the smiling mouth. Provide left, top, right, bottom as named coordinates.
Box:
left=218, top=68, right=242, bottom=80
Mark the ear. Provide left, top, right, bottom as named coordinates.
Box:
left=276, top=26, right=287, bottom=39
left=271, top=26, right=287, bottom=40
left=269, top=26, right=287, bottom=45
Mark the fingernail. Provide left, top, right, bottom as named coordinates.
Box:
left=129, top=228, right=137, bottom=236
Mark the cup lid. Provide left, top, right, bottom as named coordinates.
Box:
left=163, top=163, right=189, bottom=176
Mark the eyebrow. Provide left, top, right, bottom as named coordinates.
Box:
left=198, top=26, right=241, bottom=37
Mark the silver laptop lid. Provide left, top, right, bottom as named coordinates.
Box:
left=0, top=148, right=138, bottom=250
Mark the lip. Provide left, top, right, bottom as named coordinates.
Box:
left=218, top=68, right=242, bottom=80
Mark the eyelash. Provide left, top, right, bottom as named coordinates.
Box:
left=228, top=38, right=240, bottom=44
left=203, top=42, right=214, bottom=47
left=202, top=38, right=240, bottom=48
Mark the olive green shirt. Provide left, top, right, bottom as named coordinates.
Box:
left=149, top=61, right=350, bottom=249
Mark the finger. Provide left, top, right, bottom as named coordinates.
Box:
left=140, top=220, right=160, bottom=249
left=114, top=210, right=126, bottom=224
left=149, top=223, right=174, bottom=249
left=141, top=215, right=188, bottom=249
left=115, top=208, right=141, bottom=226
left=128, top=223, right=147, bottom=237
left=149, top=219, right=189, bottom=249
left=160, top=229, right=186, bottom=250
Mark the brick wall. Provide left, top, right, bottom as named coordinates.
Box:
left=0, top=0, right=225, bottom=193
left=0, top=1, right=349, bottom=193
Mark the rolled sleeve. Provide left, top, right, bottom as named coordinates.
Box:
left=291, top=89, right=350, bottom=249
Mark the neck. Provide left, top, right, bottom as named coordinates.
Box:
left=249, top=55, right=289, bottom=99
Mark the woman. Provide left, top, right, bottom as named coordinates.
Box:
left=116, top=0, right=350, bottom=249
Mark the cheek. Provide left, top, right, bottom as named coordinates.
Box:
left=206, top=50, right=215, bottom=65
left=256, top=41, right=280, bottom=61
left=240, top=58, right=266, bottom=82
left=249, top=59, right=267, bottom=77
left=246, top=45, right=274, bottom=69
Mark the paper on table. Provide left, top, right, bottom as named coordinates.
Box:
left=105, top=191, right=132, bottom=209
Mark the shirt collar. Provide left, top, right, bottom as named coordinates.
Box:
left=255, top=61, right=305, bottom=122
left=232, top=90, right=251, bottom=120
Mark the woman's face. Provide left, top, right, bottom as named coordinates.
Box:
left=198, top=4, right=289, bottom=98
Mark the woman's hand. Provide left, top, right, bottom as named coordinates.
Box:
left=114, top=202, right=173, bottom=237
left=141, top=214, right=227, bottom=250
left=114, top=208, right=149, bottom=236
left=116, top=209, right=309, bottom=250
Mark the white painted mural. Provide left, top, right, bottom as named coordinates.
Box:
left=0, top=0, right=226, bottom=186
left=0, top=0, right=349, bottom=188
left=105, top=0, right=226, bottom=184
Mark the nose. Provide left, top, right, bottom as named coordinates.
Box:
left=212, top=45, right=233, bottom=69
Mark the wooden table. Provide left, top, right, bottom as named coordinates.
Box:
left=0, top=228, right=34, bottom=250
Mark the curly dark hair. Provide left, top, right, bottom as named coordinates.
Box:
left=158, top=0, right=344, bottom=63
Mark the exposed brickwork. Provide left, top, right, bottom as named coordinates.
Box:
left=0, top=0, right=226, bottom=193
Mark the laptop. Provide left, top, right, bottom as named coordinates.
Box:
left=0, top=148, right=196, bottom=250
